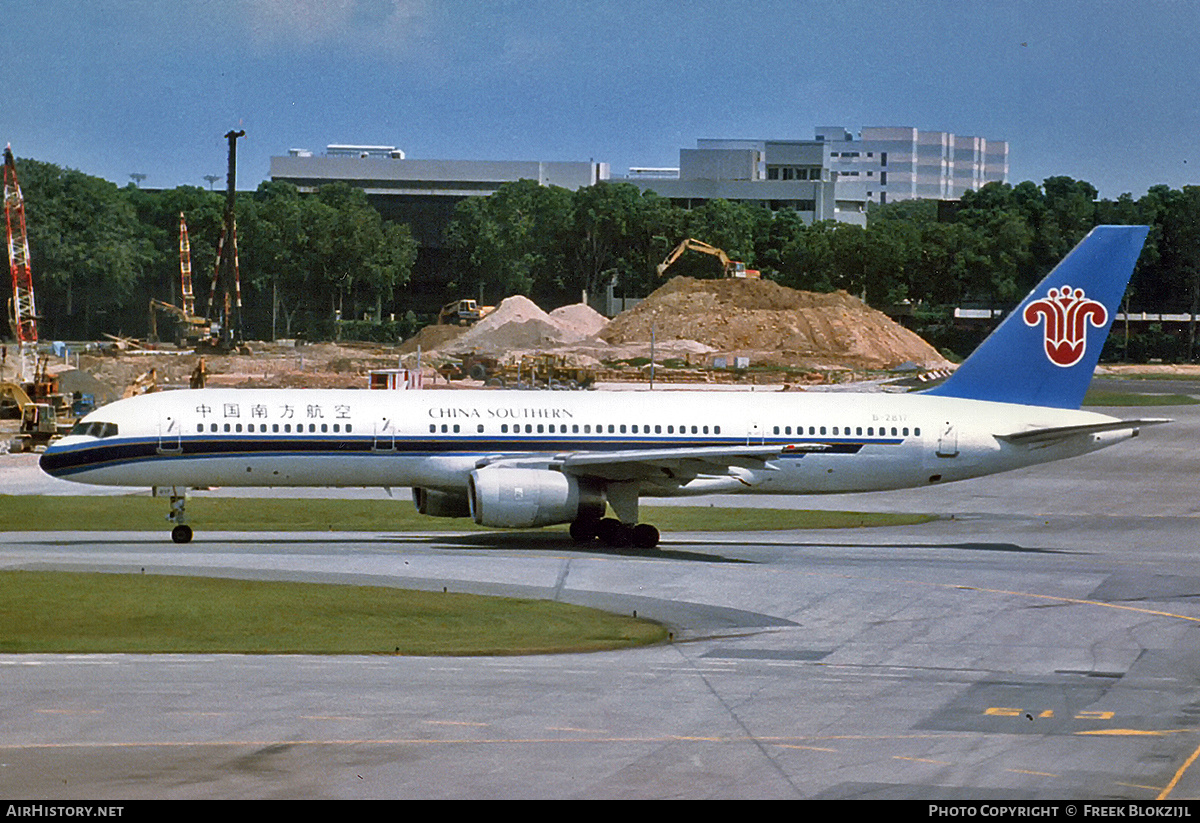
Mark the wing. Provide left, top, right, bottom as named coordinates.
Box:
left=996, top=418, right=1170, bottom=446
left=475, top=443, right=829, bottom=484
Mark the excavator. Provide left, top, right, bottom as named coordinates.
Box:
left=657, top=238, right=760, bottom=279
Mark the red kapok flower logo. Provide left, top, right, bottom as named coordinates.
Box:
left=1023, top=285, right=1108, bottom=367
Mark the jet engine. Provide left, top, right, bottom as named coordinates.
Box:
left=412, top=487, right=471, bottom=518
left=468, top=468, right=605, bottom=529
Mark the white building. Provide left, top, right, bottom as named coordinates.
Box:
left=620, top=127, right=1009, bottom=224
left=816, top=126, right=1009, bottom=204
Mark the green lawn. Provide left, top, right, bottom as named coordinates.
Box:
left=0, top=570, right=668, bottom=655
left=0, top=495, right=936, bottom=533
left=1082, top=390, right=1199, bottom=406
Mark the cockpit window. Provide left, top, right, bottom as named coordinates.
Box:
left=69, top=421, right=118, bottom=438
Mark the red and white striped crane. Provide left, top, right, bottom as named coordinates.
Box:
left=3, top=145, right=37, bottom=382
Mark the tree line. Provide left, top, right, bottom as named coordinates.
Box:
left=13, top=159, right=417, bottom=343
left=8, top=153, right=1200, bottom=360
left=445, top=176, right=1200, bottom=360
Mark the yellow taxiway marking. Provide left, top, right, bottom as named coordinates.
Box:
left=1158, top=742, right=1200, bottom=800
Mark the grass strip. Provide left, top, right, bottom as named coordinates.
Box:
left=1083, top=390, right=1199, bottom=406
left=0, top=570, right=667, bottom=655
left=0, top=495, right=935, bottom=533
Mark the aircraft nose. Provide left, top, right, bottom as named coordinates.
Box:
left=38, top=442, right=68, bottom=477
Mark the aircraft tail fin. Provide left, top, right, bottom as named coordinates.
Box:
left=923, top=224, right=1149, bottom=409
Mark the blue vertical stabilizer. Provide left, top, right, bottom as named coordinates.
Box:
left=923, top=225, right=1149, bottom=409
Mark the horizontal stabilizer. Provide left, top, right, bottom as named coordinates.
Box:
left=996, top=418, right=1170, bottom=445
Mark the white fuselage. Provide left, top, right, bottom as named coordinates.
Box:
left=40, top=387, right=1135, bottom=497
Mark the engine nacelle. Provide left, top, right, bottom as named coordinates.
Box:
left=468, top=468, right=605, bottom=528
left=412, top=487, right=471, bottom=518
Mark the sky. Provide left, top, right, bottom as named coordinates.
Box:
left=5, top=0, right=1199, bottom=200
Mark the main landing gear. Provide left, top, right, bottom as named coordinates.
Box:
left=570, top=517, right=660, bottom=550
left=569, top=481, right=660, bottom=550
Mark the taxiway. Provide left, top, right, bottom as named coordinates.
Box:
left=1, top=380, right=1198, bottom=799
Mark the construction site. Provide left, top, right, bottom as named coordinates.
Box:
left=1, top=137, right=954, bottom=455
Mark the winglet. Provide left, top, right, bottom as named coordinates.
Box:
left=924, top=225, right=1149, bottom=409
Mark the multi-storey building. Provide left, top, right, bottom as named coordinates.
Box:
left=816, top=126, right=1009, bottom=204
left=621, top=126, right=1008, bottom=222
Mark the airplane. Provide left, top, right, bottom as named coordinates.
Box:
left=40, top=225, right=1165, bottom=549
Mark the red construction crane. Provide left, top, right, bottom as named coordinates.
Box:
left=3, top=145, right=37, bottom=382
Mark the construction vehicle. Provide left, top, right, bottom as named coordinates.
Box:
left=149, top=214, right=218, bottom=348
left=149, top=298, right=214, bottom=348
left=438, top=299, right=495, bottom=326
left=444, top=353, right=595, bottom=389
left=435, top=352, right=501, bottom=383
left=202, top=130, right=249, bottom=353
left=1, top=363, right=74, bottom=452
left=657, top=238, right=760, bottom=279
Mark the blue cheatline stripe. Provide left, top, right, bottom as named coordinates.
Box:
left=40, top=434, right=887, bottom=478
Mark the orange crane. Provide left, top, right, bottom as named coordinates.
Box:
left=179, top=212, right=196, bottom=317
left=656, top=238, right=760, bottom=279
left=3, top=145, right=37, bottom=382
left=149, top=213, right=213, bottom=347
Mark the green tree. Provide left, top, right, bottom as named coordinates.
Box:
left=16, top=158, right=155, bottom=339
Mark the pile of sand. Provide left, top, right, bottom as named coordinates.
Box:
left=443, top=297, right=605, bottom=354
left=600, top=276, right=948, bottom=370
left=548, top=303, right=609, bottom=338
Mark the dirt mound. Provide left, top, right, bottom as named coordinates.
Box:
left=548, top=303, right=609, bottom=338
left=398, top=323, right=467, bottom=355
left=444, top=296, right=595, bottom=354
left=601, top=277, right=947, bottom=370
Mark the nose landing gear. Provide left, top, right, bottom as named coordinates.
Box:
left=163, top=487, right=193, bottom=544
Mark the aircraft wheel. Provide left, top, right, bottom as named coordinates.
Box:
left=631, top=523, right=660, bottom=550
left=600, top=521, right=633, bottom=549
left=171, top=524, right=193, bottom=544
left=569, top=518, right=599, bottom=543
